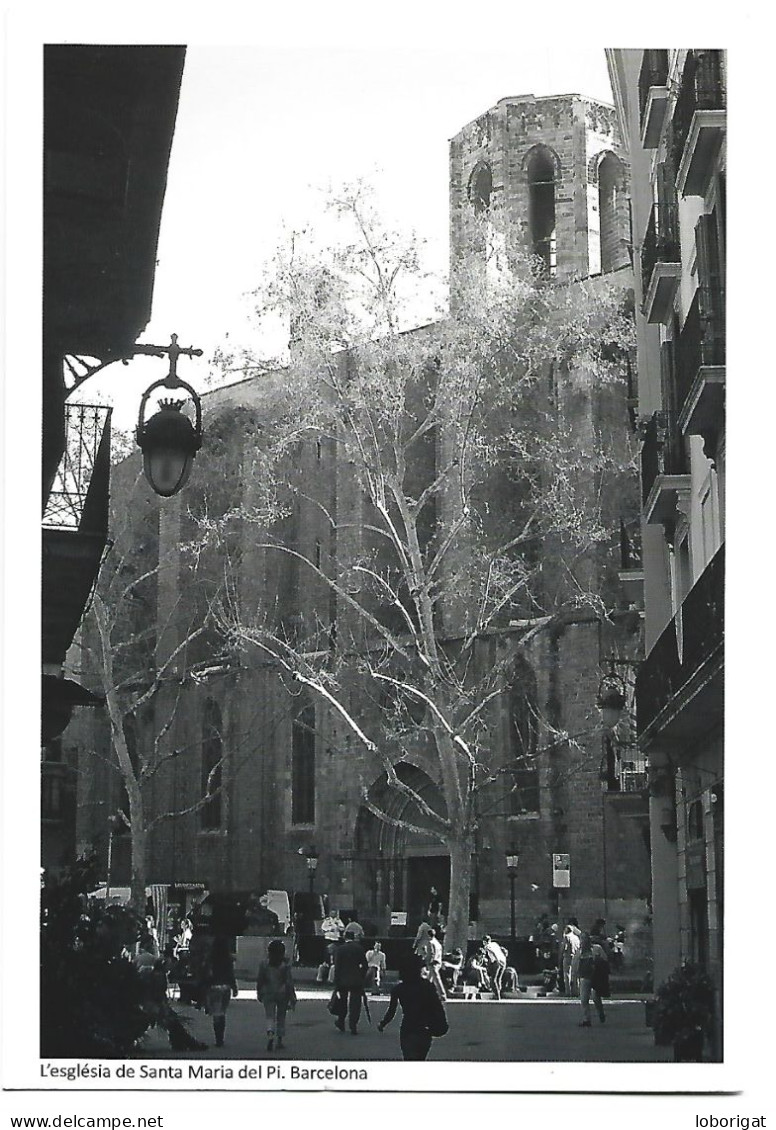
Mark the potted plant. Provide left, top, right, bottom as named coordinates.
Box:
left=653, top=961, right=715, bottom=1061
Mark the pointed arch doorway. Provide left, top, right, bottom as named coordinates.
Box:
left=354, top=763, right=450, bottom=936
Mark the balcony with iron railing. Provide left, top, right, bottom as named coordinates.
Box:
left=640, top=409, right=690, bottom=523
left=638, top=50, right=670, bottom=148
left=43, top=403, right=113, bottom=531
left=672, top=50, right=726, bottom=196
left=636, top=542, right=724, bottom=743
left=641, top=202, right=681, bottom=323
left=676, top=286, right=726, bottom=443
left=42, top=403, right=112, bottom=669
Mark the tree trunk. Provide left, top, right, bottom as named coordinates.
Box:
left=445, top=829, right=475, bottom=954
left=129, top=799, right=147, bottom=914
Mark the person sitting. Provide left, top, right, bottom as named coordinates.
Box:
left=462, top=948, right=490, bottom=997
left=322, top=910, right=345, bottom=942
left=441, top=947, right=464, bottom=991
left=343, top=917, right=365, bottom=940
left=502, top=965, right=525, bottom=993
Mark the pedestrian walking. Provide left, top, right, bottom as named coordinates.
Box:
left=561, top=925, right=581, bottom=996
left=413, top=920, right=433, bottom=954
left=590, top=918, right=613, bottom=962
left=365, top=940, right=387, bottom=991
left=426, top=928, right=448, bottom=1000
left=573, top=932, right=608, bottom=1026
left=201, top=933, right=238, bottom=1048
left=256, top=939, right=297, bottom=1052
left=377, top=954, right=448, bottom=1060
left=332, top=923, right=368, bottom=1035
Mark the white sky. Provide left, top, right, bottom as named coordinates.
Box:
left=73, top=44, right=615, bottom=431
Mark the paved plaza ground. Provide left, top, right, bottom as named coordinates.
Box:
left=136, top=982, right=673, bottom=1064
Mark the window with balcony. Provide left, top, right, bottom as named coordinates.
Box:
left=676, top=212, right=725, bottom=443
left=672, top=51, right=726, bottom=196
left=638, top=49, right=670, bottom=147
left=640, top=201, right=680, bottom=320
left=695, top=210, right=725, bottom=326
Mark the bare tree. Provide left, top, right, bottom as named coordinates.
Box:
left=199, top=181, right=637, bottom=949
left=74, top=450, right=246, bottom=911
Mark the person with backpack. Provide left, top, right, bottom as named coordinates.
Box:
left=377, top=954, right=449, bottom=1060
left=572, top=931, right=608, bottom=1026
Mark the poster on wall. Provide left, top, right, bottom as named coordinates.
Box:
left=552, top=853, right=571, bottom=888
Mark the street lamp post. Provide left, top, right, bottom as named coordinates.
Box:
left=505, top=849, right=519, bottom=940
left=105, top=813, right=123, bottom=900
left=305, top=848, right=319, bottom=894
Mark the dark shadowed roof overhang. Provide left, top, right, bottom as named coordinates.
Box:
left=43, top=44, right=186, bottom=495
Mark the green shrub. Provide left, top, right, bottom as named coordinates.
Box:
left=653, top=961, right=715, bottom=1046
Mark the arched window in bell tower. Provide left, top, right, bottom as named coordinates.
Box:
left=468, top=162, right=493, bottom=214
left=527, top=148, right=557, bottom=277
left=598, top=152, right=627, bottom=273
left=467, top=161, right=504, bottom=283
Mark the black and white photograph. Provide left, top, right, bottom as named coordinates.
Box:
left=1, top=5, right=768, bottom=1123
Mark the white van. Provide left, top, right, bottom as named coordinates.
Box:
left=260, top=890, right=291, bottom=933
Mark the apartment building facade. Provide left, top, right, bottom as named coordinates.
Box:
left=606, top=50, right=725, bottom=1043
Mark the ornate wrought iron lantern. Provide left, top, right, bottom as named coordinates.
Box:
left=136, top=334, right=203, bottom=497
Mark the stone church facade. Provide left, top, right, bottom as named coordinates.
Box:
left=73, top=92, right=651, bottom=947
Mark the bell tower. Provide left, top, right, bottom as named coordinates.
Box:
left=449, top=93, right=630, bottom=282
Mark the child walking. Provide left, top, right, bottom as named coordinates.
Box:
left=256, top=939, right=297, bottom=1052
